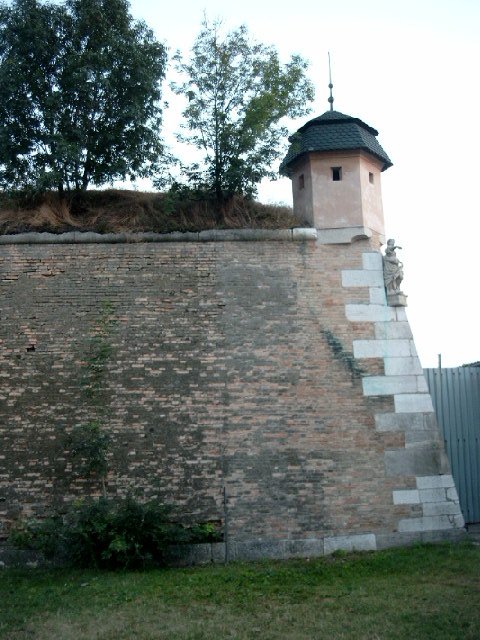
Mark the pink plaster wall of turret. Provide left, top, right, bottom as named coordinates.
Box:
left=291, top=150, right=386, bottom=238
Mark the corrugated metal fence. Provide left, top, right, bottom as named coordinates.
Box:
left=424, top=366, right=480, bottom=524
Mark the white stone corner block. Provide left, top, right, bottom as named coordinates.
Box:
left=423, top=502, right=463, bottom=517
left=440, top=475, right=456, bottom=489
left=394, top=394, right=434, bottom=414
left=362, top=252, right=383, bottom=271
left=393, top=489, right=420, bottom=505
left=395, top=308, right=408, bottom=322
left=342, top=270, right=384, bottom=288
left=375, top=322, right=413, bottom=341
left=369, top=287, right=387, bottom=305
left=346, top=304, right=396, bottom=323
left=453, top=514, right=465, bottom=528
left=419, top=488, right=447, bottom=503
left=416, top=376, right=429, bottom=392
left=353, top=339, right=411, bottom=359
left=384, top=357, right=423, bottom=376
left=416, top=475, right=454, bottom=490
left=398, top=515, right=456, bottom=533
left=362, top=375, right=419, bottom=397
left=446, top=487, right=460, bottom=502
left=324, top=533, right=377, bottom=555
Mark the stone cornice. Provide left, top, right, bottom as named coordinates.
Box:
left=0, top=228, right=317, bottom=245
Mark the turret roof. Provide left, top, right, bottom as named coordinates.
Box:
left=280, top=110, right=392, bottom=176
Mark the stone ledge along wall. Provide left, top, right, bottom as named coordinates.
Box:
left=0, top=232, right=465, bottom=561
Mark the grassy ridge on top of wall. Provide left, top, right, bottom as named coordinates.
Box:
left=0, top=190, right=303, bottom=235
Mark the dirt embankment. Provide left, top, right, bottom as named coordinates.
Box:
left=0, top=190, right=302, bottom=235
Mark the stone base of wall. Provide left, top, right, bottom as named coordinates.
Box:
left=1, top=528, right=468, bottom=569
left=220, top=529, right=466, bottom=564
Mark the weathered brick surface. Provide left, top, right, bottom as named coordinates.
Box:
left=0, top=237, right=443, bottom=547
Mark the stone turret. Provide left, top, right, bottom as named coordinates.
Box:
left=280, top=110, right=392, bottom=243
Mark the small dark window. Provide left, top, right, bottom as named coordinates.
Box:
left=331, top=167, right=342, bottom=181
left=369, top=172, right=374, bottom=184
left=299, top=174, right=305, bottom=190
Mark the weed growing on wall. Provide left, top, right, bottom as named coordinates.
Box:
left=321, top=329, right=365, bottom=381
left=81, top=301, right=117, bottom=401
left=67, top=421, right=111, bottom=497
left=69, top=301, right=117, bottom=495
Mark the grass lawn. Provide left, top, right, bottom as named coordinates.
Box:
left=1, top=542, right=479, bottom=639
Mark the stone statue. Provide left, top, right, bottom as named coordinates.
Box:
left=383, top=239, right=404, bottom=294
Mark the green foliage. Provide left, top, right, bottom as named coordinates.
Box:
left=10, top=496, right=222, bottom=570
left=187, top=521, right=221, bottom=544
left=67, top=421, right=111, bottom=478
left=81, top=300, right=117, bottom=399
left=160, top=181, right=208, bottom=217
left=172, top=19, right=314, bottom=209
left=321, top=328, right=366, bottom=380
left=9, top=515, right=63, bottom=559
left=71, top=301, right=116, bottom=495
left=0, top=0, right=167, bottom=192
left=84, top=339, right=113, bottom=395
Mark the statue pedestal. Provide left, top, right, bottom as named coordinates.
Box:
left=387, top=292, right=407, bottom=307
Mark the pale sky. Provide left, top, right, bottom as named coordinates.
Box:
left=127, top=0, right=480, bottom=367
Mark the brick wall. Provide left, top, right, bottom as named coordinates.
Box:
left=0, top=234, right=464, bottom=558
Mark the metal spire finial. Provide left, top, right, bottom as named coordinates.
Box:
left=328, top=52, right=334, bottom=111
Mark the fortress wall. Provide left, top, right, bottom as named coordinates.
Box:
left=0, top=234, right=464, bottom=558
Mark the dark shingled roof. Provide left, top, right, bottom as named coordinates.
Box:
left=280, top=110, right=392, bottom=176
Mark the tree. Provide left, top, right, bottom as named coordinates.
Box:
left=0, top=0, right=167, bottom=192
left=172, top=19, right=314, bottom=209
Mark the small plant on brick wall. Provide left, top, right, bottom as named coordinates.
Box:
left=69, top=300, right=117, bottom=496
left=67, top=420, right=111, bottom=497
left=81, top=300, right=117, bottom=401
left=321, top=328, right=365, bottom=381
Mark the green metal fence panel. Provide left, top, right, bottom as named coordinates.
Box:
left=424, top=367, right=480, bottom=524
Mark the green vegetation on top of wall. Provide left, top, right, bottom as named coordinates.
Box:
left=0, top=2, right=314, bottom=223
left=172, top=18, right=313, bottom=211
left=0, top=189, right=302, bottom=235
